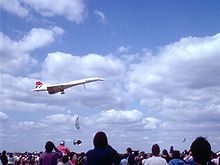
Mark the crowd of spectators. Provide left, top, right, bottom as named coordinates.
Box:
left=0, top=133, right=219, bottom=165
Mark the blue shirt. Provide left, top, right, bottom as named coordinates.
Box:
left=86, top=145, right=120, bottom=165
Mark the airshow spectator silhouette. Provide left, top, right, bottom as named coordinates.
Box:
left=7, top=153, right=15, bottom=165
left=57, top=140, right=71, bottom=156
left=0, top=150, right=8, bottom=165
left=39, top=141, right=63, bottom=165
left=143, top=144, right=167, bottom=165
left=162, top=149, right=171, bottom=163
left=169, top=150, right=185, bottom=165
left=69, top=152, right=77, bottom=165
left=119, top=153, right=128, bottom=165
left=190, top=137, right=213, bottom=165
left=183, top=150, right=194, bottom=165
left=127, top=147, right=136, bottom=165
left=62, top=155, right=72, bottom=165
left=86, top=131, right=121, bottom=165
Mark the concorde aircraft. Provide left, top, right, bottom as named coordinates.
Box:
left=33, top=77, right=104, bottom=94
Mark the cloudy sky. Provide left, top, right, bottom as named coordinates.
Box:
left=0, top=0, right=220, bottom=153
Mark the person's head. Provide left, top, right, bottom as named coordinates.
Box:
left=2, top=150, right=6, bottom=155
left=162, top=149, right=169, bottom=156
left=93, top=131, right=108, bottom=148
left=173, top=150, right=181, bottom=159
left=134, top=150, right=139, bottom=156
left=45, top=141, right=55, bottom=153
left=62, top=155, right=69, bottom=164
left=60, top=140, right=65, bottom=146
left=152, top=144, right=160, bottom=156
left=170, top=146, right=174, bottom=153
left=69, top=152, right=76, bottom=159
left=190, top=137, right=211, bottom=165
left=127, top=147, right=132, bottom=155
left=9, top=153, right=13, bottom=158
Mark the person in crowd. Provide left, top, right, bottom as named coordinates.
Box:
left=141, top=153, right=148, bottom=165
left=184, top=150, right=194, bottom=165
left=57, top=140, right=71, bottom=156
left=190, top=136, right=212, bottom=165
left=127, top=147, right=136, bottom=165
left=8, top=153, right=15, bottom=165
left=0, top=150, right=8, bottom=165
left=170, top=146, right=174, bottom=155
left=39, top=140, right=63, bottom=165
left=169, top=150, right=185, bottom=165
left=69, top=152, right=77, bottom=165
left=13, top=153, right=20, bottom=165
left=78, top=152, right=87, bottom=165
left=62, top=155, right=72, bottom=165
left=86, top=131, right=121, bottom=165
left=120, top=154, right=128, bottom=165
left=134, top=150, right=141, bottom=165
left=143, top=144, right=167, bottom=165
left=211, top=152, right=219, bottom=165
left=162, top=149, right=171, bottom=163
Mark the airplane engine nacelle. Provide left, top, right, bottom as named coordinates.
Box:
left=47, top=87, right=64, bottom=94
left=48, top=90, right=57, bottom=94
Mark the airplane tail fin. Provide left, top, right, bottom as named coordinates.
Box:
left=36, top=81, right=43, bottom=88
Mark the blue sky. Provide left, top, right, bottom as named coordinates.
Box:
left=0, top=0, right=220, bottom=153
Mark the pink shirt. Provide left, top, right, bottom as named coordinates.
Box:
left=57, top=145, right=70, bottom=155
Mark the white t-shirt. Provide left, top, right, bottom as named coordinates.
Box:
left=120, top=158, right=128, bottom=165
left=143, top=156, right=167, bottom=165
left=212, top=157, right=219, bottom=165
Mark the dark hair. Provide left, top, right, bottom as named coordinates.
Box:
left=152, top=144, right=160, bottom=156
left=127, top=147, right=132, bottom=154
left=45, top=141, right=54, bottom=153
left=134, top=150, right=139, bottom=156
left=173, top=150, right=181, bottom=159
left=170, top=146, right=174, bottom=153
left=93, top=131, right=108, bottom=148
left=122, top=154, right=128, bottom=159
left=2, top=150, right=6, bottom=155
left=9, top=153, right=13, bottom=158
left=62, top=155, right=69, bottom=164
left=162, top=149, right=169, bottom=156
left=190, top=137, right=211, bottom=165
left=69, top=152, right=76, bottom=159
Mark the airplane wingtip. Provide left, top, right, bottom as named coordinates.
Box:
left=92, top=77, right=104, bottom=81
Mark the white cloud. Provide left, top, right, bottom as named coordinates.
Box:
left=37, top=109, right=148, bottom=139
left=42, top=114, right=77, bottom=124
left=18, top=27, right=64, bottom=52
left=117, top=46, right=131, bottom=54
left=38, top=52, right=126, bottom=81
left=128, top=33, right=220, bottom=122
left=0, top=112, right=10, bottom=121
left=0, top=32, right=37, bottom=74
left=1, top=98, right=66, bottom=112
left=0, top=27, right=64, bottom=74
left=94, top=9, right=106, bottom=23
left=0, top=0, right=86, bottom=23
left=15, top=121, right=45, bottom=129
left=87, top=109, right=143, bottom=124
left=22, top=0, right=86, bottom=23
left=142, top=117, right=161, bottom=130
left=0, top=0, right=29, bottom=17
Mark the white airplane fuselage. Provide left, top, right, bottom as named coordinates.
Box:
left=33, top=77, right=104, bottom=94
